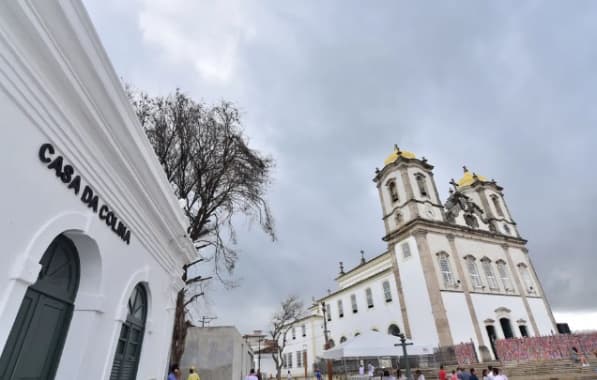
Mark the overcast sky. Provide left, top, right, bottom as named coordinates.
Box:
left=84, top=0, right=597, bottom=333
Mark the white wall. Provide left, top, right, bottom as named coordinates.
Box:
left=395, top=237, right=439, bottom=346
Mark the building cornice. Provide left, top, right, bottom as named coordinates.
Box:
left=335, top=250, right=391, bottom=281
left=373, top=158, right=434, bottom=185
left=0, top=1, right=196, bottom=274
left=383, top=218, right=527, bottom=247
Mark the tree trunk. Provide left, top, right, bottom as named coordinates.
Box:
left=170, top=289, right=187, bottom=365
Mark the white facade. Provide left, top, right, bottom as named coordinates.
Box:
left=306, top=148, right=558, bottom=362
left=0, top=2, right=195, bottom=379
left=277, top=314, right=325, bottom=378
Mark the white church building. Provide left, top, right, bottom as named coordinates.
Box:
left=279, top=147, right=557, bottom=369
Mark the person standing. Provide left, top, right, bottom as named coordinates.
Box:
left=315, top=368, right=323, bottom=380
left=287, top=370, right=292, bottom=380
left=368, top=363, right=375, bottom=377
left=438, top=365, right=447, bottom=380
left=415, top=369, right=425, bottom=380
left=359, top=364, right=365, bottom=376
left=187, top=366, right=200, bottom=380
left=481, top=369, right=489, bottom=380
left=245, top=369, right=259, bottom=380
left=168, top=364, right=180, bottom=380
left=492, top=367, right=507, bottom=380
left=450, top=369, right=458, bottom=380
left=470, top=368, right=478, bottom=380
left=461, top=367, right=471, bottom=380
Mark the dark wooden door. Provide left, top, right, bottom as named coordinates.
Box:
left=0, top=235, right=80, bottom=380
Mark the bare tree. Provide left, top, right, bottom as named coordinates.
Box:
left=128, top=88, right=275, bottom=365
left=270, top=295, right=304, bottom=380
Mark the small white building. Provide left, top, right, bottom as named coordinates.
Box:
left=0, top=1, right=196, bottom=379
left=278, top=312, right=325, bottom=378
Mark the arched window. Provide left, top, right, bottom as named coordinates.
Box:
left=110, top=284, right=148, bottom=380
left=415, top=173, right=429, bottom=197
left=491, top=195, right=504, bottom=217
left=292, top=327, right=296, bottom=339
left=302, top=324, right=306, bottom=337
left=326, top=303, right=332, bottom=321
left=350, top=294, right=358, bottom=314
left=437, top=252, right=455, bottom=288
left=365, top=288, right=374, bottom=308
left=496, top=260, right=513, bottom=292
left=337, top=299, right=344, bottom=318
left=382, top=281, right=392, bottom=302
left=340, top=336, right=347, bottom=343
left=519, top=325, right=529, bottom=337
left=465, top=256, right=483, bottom=289
left=481, top=258, right=499, bottom=290
left=388, top=324, right=401, bottom=336
left=388, top=181, right=399, bottom=202
left=518, top=263, right=535, bottom=294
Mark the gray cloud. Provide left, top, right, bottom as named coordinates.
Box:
left=84, top=0, right=597, bottom=331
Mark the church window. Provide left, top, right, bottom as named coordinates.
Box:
left=466, top=256, right=483, bottom=289
left=496, top=260, right=513, bottom=291
left=401, top=242, right=411, bottom=259
left=302, top=324, right=306, bottom=337
left=519, top=325, right=529, bottom=337
left=388, top=324, right=401, bottom=336
left=292, top=327, right=296, bottom=339
left=415, top=173, right=429, bottom=197
left=503, top=224, right=511, bottom=235
left=325, top=303, right=332, bottom=321
left=337, top=300, right=344, bottom=318
left=365, top=288, right=374, bottom=308
left=491, top=195, right=504, bottom=217
left=288, top=352, right=293, bottom=368
left=518, top=264, right=535, bottom=294
left=340, top=336, right=347, bottom=343
left=351, top=294, right=358, bottom=313
left=481, top=258, right=499, bottom=290
left=382, top=281, right=392, bottom=302
left=438, top=252, right=455, bottom=288
left=296, top=350, right=302, bottom=367
left=388, top=181, right=399, bottom=202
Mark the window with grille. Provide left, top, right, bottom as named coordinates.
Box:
left=337, top=299, right=344, bottom=318
left=351, top=294, right=358, bottom=313
left=365, top=288, right=374, bottom=308
left=382, top=281, right=392, bottom=302
left=496, top=261, right=513, bottom=291
left=481, top=259, right=499, bottom=290
left=287, top=352, right=293, bottom=368
left=438, top=253, right=455, bottom=288
left=296, top=351, right=302, bottom=367
left=466, top=257, right=483, bottom=288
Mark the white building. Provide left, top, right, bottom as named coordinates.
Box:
left=293, top=147, right=557, bottom=363
left=277, top=311, right=325, bottom=378
left=0, top=1, right=196, bottom=379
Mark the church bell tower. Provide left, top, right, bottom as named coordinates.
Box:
left=373, top=145, right=444, bottom=237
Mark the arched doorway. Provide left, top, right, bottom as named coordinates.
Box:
left=485, top=325, right=498, bottom=360
left=500, top=318, right=514, bottom=339
left=0, top=235, right=80, bottom=380
left=110, top=284, right=148, bottom=380
left=388, top=324, right=401, bottom=336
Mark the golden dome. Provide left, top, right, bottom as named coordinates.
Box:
left=457, top=167, right=487, bottom=187
left=384, top=146, right=416, bottom=166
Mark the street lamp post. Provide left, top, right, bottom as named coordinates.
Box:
left=258, top=336, right=262, bottom=372
left=394, top=333, right=413, bottom=380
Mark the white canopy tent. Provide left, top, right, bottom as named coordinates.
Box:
left=321, top=331, right=434, bottom=359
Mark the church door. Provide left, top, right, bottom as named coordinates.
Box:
left=110, top=284, right=147, bottom=380
left=485, top=325, right=498, bottom=360
left=0, top=235, right=80, bottom=380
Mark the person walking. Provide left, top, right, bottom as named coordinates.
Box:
left=438, top=365, right=446, bottom=380
left=481, top=369, right=489, bottom=380
left=315, top=368, right=323, bottom=380
left=187, top=366, right=200, bottom=380
left=415, top=369, right=425, bottom=380
left=491, top=367, right=507, bottom=380
left=287, top=370, right=292, bottom=380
